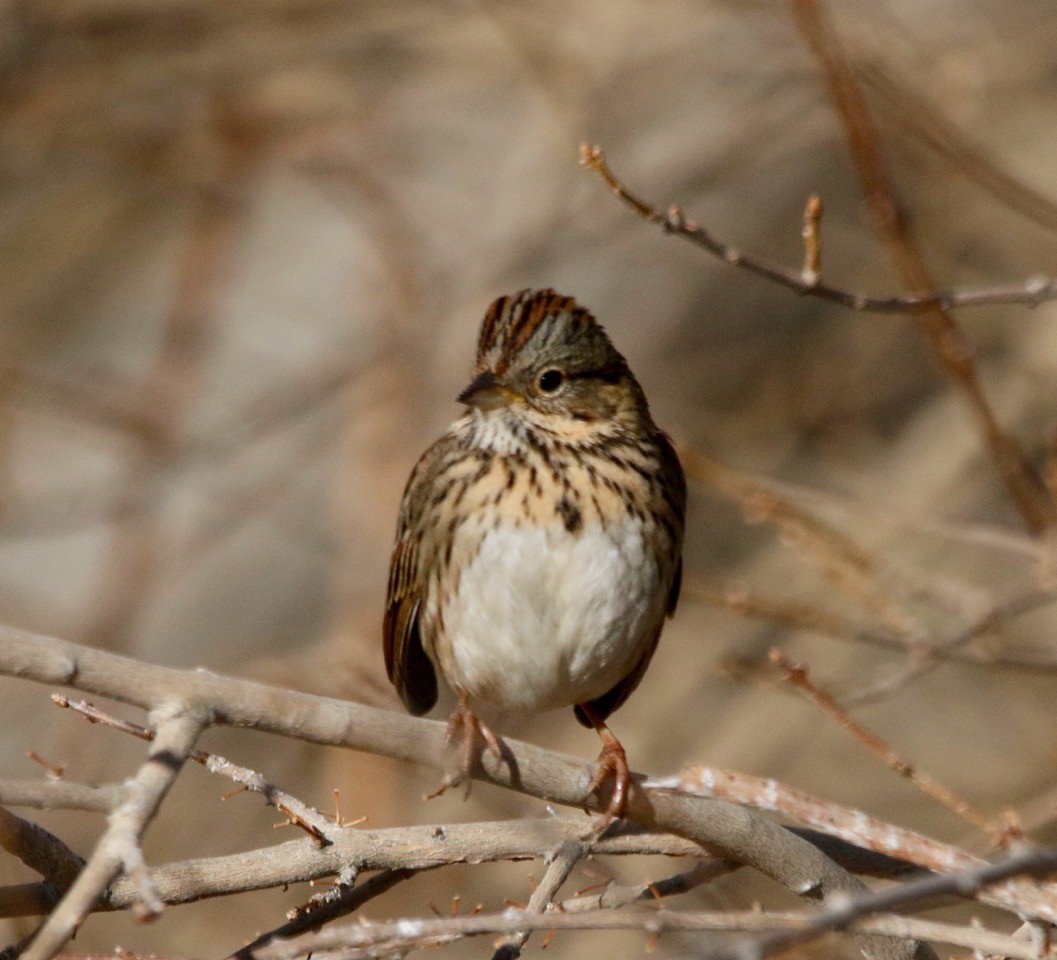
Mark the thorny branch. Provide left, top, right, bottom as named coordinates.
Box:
left=0, top=629, right=1053, bottom=960
left=490, top=839, right=587, bottom=960
left=250, top=908, right=1035, bottom=960
left=253, top=842, right=1057, bottom=960
left=20, top=709, right=204, bottom=960
left=0, top=629, right=935, bottom=960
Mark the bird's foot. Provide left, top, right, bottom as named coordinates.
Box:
left=425, top=694, right=503, bottom=800
left=583, top=720, right=631, bottom=831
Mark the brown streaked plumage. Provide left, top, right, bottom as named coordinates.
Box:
left=383, top=288, right=686, bottom=824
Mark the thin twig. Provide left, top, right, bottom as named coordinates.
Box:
left=492, top=840, right=588, bottom=960
left=230, top=869, right=418, bottom=960
left=789, top=0, right=1056, bottom=535
left=579, top=144, right=1057, bottom=315
left=802, top=194, right=823, bottom=284
left=768, top=649, right=995, bottom=835
left=52, top=695, right=334, bottom=847
left=559, top=859, right=736, bottom=913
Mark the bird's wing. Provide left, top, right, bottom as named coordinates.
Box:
left=382, top=439, right=455, bottom=716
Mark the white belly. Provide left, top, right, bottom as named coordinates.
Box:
left=435, top=517, right=665, bottom=713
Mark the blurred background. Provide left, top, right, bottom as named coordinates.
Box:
left=2, top=0, right=1057, bottom=956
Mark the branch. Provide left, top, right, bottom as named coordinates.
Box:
left=660, top=766, right=1057, bottom=921
left=1, top=817, right=706, bottom=919
left=768, top=650, right=995, bottom=834
left=747, top=842, right=1057, bottom=960
left=491, top=839, right=587, bottom=960
left=251, top=895, right=1044, bottom=960
left=0, top=626, right=926, bottom=960
left=230, top=868, right=418, bottom=960
left=579, top=144, right=1057, bottom=315
left=0, top=779, right=120, bottom=813
left=248, top=849, right=1057, bottom=959
left=53, top=695, right=335, bottom=846
left=559, top=858, right=737, bottom=913
left=21, top=708, right=204, bottom=960
left=788, top=0, right=1056, bottom=535
left=0, top=806, right=84, bottom=892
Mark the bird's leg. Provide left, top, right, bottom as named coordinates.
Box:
left=579, top=704, right=631, bottom=828
left=426, top=690, right=503, bottom=800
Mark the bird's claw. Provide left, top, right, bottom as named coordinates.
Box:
left=585, top=735, right=631, bottom=830
left=424, top=696, right=503, bottom=800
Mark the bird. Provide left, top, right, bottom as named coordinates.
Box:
left=383, top=288, right=686, bottom=825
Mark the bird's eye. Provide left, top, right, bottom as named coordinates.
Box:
left=537, top=369, right=564, bottom=393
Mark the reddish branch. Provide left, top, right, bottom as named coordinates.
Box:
left=788, top=0, right=1056, bottom=535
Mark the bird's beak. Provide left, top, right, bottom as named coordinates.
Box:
left=457, top=370, right=522, bottom=410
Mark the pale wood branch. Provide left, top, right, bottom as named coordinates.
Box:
left=21, top=709, right=204, bottom=960
left=491, top=839, right=587, bottom=960
left=0, top=626, right=930, bottom=960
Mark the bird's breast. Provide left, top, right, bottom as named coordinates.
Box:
left=428, top=515, right=667, bottom=714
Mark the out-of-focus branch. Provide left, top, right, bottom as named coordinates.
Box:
left=579, top=144, right=1057, bottom=315
left=0, top=806, right=83, bottom=894
left=0, top=780, right=120, bottom=813
left=769, top=650, right=996, bottom=835
left=789, top=0, right=1056, bottom=536
left=859, top=61, right=1057, bottom=236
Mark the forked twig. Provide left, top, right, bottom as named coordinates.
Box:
left=788, top=0, right=1056, bottom=535
left=491, top=840, right=588, bottom=960
left=579, top=144, right=1057, bottom=315
left=52, top=695, right=334, bottom=847
left=21, top=709, right=203, bottom=960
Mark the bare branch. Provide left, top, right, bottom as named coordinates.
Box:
left=559, top=858, right=736, bottom=913
left=21, top=709, right=204, bottom=960
left=231, top=868, right=418, bottom=960
left=0, top=806, right=84, bottom=891
left=747, top=843, right=1057, bottom=960
left=53, top=695, right=335, bottom=846
left=252, top=894, right=1043, bottom=960
left=491, top=839, right=588, bottom=960
left=0, top=818, right=705, bottom=919
left=801, top=194, right=823, bottom=284
left=788, top=0, right=1056, bottom=535
left=768, top=650, right=996, bottom=835
left=0, top=780, right=120, bottom=813
left=657, top=766, right=1057, bottom=920
left=579, top=144, right=1057, bottom=315
left=0, top=626, right=928, bottom=960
